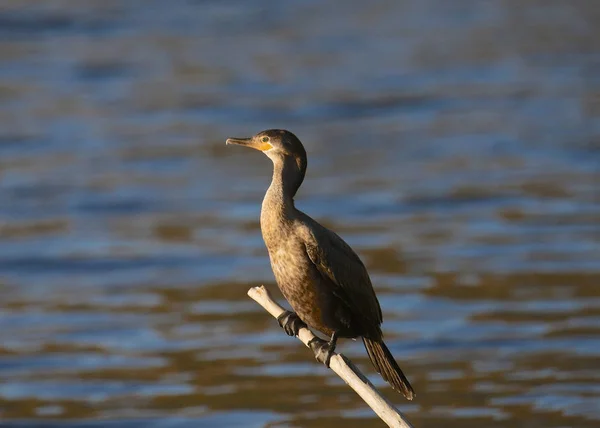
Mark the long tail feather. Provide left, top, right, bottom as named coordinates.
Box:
left=362, top=337, right=415, bottom=400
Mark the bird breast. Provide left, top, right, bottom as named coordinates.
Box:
left=267, top=237, right=314, bottom=292
left=264, top=231, right=329, bottom=330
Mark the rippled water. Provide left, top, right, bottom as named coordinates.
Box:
left=1, top=0, right=599, bottom=427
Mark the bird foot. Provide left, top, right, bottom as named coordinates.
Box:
left=308, top=337, right=335, bottom=368
left=277, top=311, right=306, bottom=337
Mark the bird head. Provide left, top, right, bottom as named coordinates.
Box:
left=226, top=129, right=308, bottom=196
left=226, top=129, right=306, bottom=162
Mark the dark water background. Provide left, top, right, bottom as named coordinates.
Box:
left=1, top=1, right=599, bottom=427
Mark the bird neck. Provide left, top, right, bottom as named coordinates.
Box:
left=263, top=154, right=306, bottom=217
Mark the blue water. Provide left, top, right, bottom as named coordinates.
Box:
left=0, top=1, right=599, bottom=427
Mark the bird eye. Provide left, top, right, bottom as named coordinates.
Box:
left=261, top=136, right=270, bottom=143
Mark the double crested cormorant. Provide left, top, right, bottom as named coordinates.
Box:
left=227, top=129, right=415, bottom=400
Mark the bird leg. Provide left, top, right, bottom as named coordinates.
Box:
left=277, top=310, right=307, bottom=337
left=308, top=332, right=338, bottom=368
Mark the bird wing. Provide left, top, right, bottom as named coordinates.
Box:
left=303, top=223, right=383, bottom=325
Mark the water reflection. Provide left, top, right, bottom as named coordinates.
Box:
left=1, top=0, right=599, bottom=427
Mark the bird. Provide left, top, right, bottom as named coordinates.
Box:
left=226, top=129, right=415, bottom=400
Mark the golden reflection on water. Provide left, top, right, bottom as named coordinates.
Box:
left=2, top=273, right=599, bottom=426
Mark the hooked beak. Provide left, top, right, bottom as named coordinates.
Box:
left=226, top=137, right=272, bottom=151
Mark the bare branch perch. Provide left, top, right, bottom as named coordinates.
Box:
left=248, top=285, right=415, bottom=428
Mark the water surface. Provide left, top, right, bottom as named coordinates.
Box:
left=0, top=1, right=599, bottom=427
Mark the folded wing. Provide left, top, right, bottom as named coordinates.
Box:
left=304, top=223, right=382, bottom=329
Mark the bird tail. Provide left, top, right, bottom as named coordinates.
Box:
left=362, top=337, right=415, bottom=400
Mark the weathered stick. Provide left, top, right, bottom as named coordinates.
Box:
left=248, top=285, right=415, bottom=428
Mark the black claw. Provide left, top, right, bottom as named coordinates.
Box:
left=323, top=346, right=334, bottom=368
left=277, top=311, right=306, bottom=337
left=308, top=336, right=326, bottom=354
left=308, top=333, right=338, bottom=368
left=308, top=337, right=334, bottom=368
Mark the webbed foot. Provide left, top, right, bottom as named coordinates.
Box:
left=308, top=332, right=338, bottom=368
left=277, top=310, right=307, bottom=337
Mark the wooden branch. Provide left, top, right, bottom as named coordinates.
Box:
left=248, top=285, right=415, bottom=428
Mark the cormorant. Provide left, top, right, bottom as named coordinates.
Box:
left=226, top=129, right=415, bottom=400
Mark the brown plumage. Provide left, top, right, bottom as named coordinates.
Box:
left=226, top=129, right=415, bottom=400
